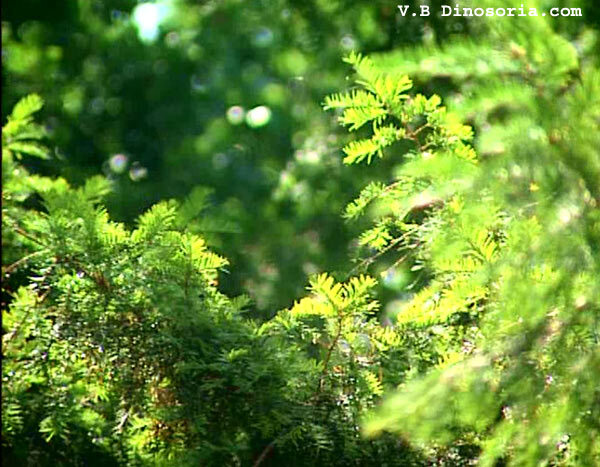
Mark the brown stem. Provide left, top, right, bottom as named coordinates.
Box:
left=3, top=250, right=47, bottom=275
left=253, top=439, right=277, bottom=467
left=255, top=303, right=349, bottom=465
left=3, top=259, right=55, bottom=347
left=317, top=313, right=344, bottom=393
left=346, top=234, right=408, bottom=278
left=12, top=225, right=47, bottom=247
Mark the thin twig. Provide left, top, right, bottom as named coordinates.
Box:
left=254, top=310, right=344, bottom=467
left=12, top=225, right=47, bottom=247
left=346, top=235, right=406, bottom=279
left=3, top=259, right=55, bottom=347
left=3, top=250, right=47, bottom=275
left=253, top=439, right=277, bottom=467
left=318, top=314, right=344, bottom=392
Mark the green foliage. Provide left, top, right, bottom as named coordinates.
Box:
left=2, top=93, right=50, bottom=160
left=3, top=0, right=469, bottom=314
left=325, top=51, right=476, bottom=167
left=326, top=2, right=600, bottom=465
left=3, top=1, right=600, bottom=465
left=2, top=97, right=428, bottom=466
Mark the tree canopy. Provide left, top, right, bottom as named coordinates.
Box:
left=2, top=1, right=599, bottom=465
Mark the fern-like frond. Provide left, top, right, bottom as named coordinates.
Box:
left=133, top=202, right=178, bottom=241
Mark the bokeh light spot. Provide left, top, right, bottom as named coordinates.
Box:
left=132, top=3, right=161, bottom=42
left=246, top=106, right=272, bottom=128
left=129, top=162, right=148, bottom=181
left=340, top=34, right=356, bottom=50
left=109, top=154, right=128, bottom=174
left=252, top=27, right=274, bottom=47
left=132, top=2, right=173, bottom=43
left=226, top=106, right=245, bottom=125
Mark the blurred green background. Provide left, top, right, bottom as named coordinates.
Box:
left=2, top=0, right=596, bottom=315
